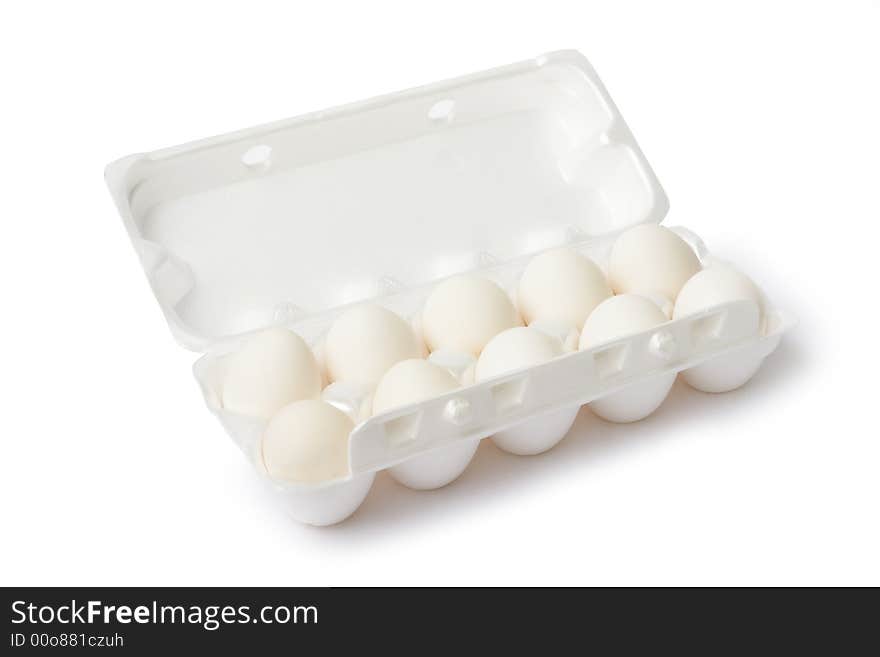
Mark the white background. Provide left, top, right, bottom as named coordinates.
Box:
left=2, top=1, right=878, bottom=586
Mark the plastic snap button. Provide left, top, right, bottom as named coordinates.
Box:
left=443, top=397, right=472, bottom=425
left=427, top=99, right=455, bottom=124
left=649, top=330, right=677, bottom=361
left=241, top=144, right=272, bottom=170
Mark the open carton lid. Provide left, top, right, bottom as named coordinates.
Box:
left=106, top=50, right=668, bottom=351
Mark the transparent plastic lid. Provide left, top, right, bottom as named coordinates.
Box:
left=106, top=50, right=668, bottom=350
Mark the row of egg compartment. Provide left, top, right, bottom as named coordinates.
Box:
left=216, top=224, right=768, bottom=496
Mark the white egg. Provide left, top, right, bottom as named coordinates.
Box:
left=422, top=275, right=522, bottom=357
left=324, top=304, right=423, bottom=387
left=262, top=399, right=353, bottom=484
left=579, top=294, right=668, bottom=349
left=475, top=326, right=563, bottom=381
left=475, top=327, right=575, bottom=456
left=517, top=247, right=612, bottom=330
left=372, top=359, right=478, bottom=489
left=221, top=327, right=321, bottom=418
left=580, top=295, right=674, bottom=423
left=372, top=359, right=460, bottom=414
left=608, top=224, right=701, bottom=301
left=673, top=264, right=765, bottom=330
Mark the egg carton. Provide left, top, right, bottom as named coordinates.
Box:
left=105, top=50, right=793, bottom=525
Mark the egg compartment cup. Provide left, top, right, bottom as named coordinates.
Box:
left=106, top=51, right=794, bottom=526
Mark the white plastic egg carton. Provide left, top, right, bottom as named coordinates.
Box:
left=106, top=50, right=793, bottom=525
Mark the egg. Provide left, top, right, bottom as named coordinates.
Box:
left=221, top=327, right=321, bottom=418
left=608, top=224, right=701, bottom=302
left=475, top=327, right=575, bottom=455
left=372, top=359, right=478, bottom=489
left=324, top=304, right=423, bottom=387
left=422, top=275, right=522, bottom=356
left=579, top=294, right=668, bottom=349
left=517, top=247, right=612, bottom=330
left=262, top=399, right=353, bottom=484
left=673, top=264, right=765, bottom=330
left=580, top=295, right=674, bottom=423
left=476, top=326, right=563, bottom=381
left=372, top=359, right=460, bottom=414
